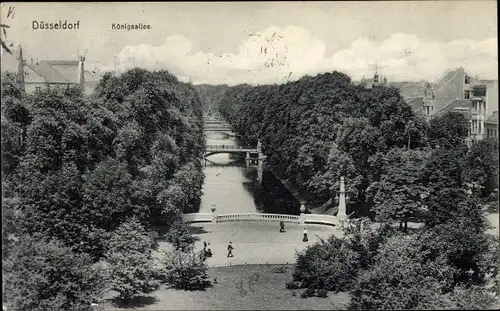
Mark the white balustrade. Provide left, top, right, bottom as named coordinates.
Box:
left=183, top=212, right=339, bottom=227
left=215, top=213, right=300, bottom=223
left=183, top=213, right=213, bottom=223
left=302, top=214, right=340, bottom=226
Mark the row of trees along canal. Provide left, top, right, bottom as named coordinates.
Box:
left=2, top=69, right=207, bottom=308
left=209, top=71, right=498, bottom=225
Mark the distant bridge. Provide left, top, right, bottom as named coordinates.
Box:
left=203, top=118, right=238, bottom=135
left=202, top=116, right=265, bottom=183
left=204, top=144, right=259, bottom=157
left=203, top=127, right=235, bottom=132
left=183, top=212, right=341, bottom=227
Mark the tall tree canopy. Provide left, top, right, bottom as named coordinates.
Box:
left=216, top=72, right=428, bottom=214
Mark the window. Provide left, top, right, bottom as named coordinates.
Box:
left=464, top=90, right=470, bottom=99
left=465, top=75, right=470, bottom=84
left=35, top=87, right=41, bottom=92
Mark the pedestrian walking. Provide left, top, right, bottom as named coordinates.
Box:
left=202, top=241, right=208, bottom=259
left=302, top=227, right=308, bottom=242
left=207, top=242, right=213, bottom=257
left=227, top=242, right=234, bottom=257
left=280, top=221, right=285, bottom=233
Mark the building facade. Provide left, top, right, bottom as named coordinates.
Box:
left=367, top=67, right=497, bottom=143
left=14, top=46, right=98, bottom=95
left=485, top=111, right=499, bottom=139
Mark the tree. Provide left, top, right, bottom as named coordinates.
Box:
left=82, top=158, right=134, bottom=232
left=349, top=234, right=459, bottom=310
left=15, top=162, right=93, bottom=252
left=420, top=196, right=497, bottom=285
left=367, top=149, right=429, bottom=230
left=464, top=138, right=499, bottom=199
left=3, top=235, right=108, bottom=311
left=1, top=23, right=13, bottom=54
left=292, top=221, right=395, bottom=292
left=423, top=148, right=468, bottom=226
left=164, top=220, right=198, bottom=252
left=106, top=217, right=161, bottom=301
left=428, top=111, right=469, bottom=151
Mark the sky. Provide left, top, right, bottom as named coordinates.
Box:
left=1, top=1, right=497, bottom=85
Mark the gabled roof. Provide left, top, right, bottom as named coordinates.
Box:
left=31, top=61, right=72, bottom=83
left=20, top=60, right=98, bottom=85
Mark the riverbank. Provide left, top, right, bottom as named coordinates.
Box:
left=266, top=165, right=336, bottom=215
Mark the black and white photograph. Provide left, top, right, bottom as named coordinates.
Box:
left=1, top=1, right=499, bottom=310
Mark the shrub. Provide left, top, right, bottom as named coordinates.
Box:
left=106, top=217, right=161, bottom=301
left=164, top=250, right=211, bottom=290
left=349, top=235, right=458, bottom=310
left=273, top=266, right=288, bottom=274
left=285, top=281, right=300, bottom=290
left=300, top=291, right=308, bottom=299
left=304, top=288, right=316, bottom=298
left=293, top=225, right=394, bottom=292
left=317, top=289, right=328, bottom=298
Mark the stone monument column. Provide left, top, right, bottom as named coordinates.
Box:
left=337, top=177, right=347, bottom=218
left=256, top=139, right=265, bottom=184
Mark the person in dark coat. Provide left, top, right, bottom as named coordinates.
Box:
left=280, top=221, right=285, bottom=232
left=303, top=227, right=308, bottom=242
left=227, top=242, right=234, bottom=257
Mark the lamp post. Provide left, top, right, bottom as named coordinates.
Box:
left=299, top=203, right=306, bottom=225
left=211, top=203, right=217, bottom=224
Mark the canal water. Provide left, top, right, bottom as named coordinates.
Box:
left=199, top=132, right=301, bottom=215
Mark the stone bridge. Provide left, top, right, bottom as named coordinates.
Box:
left=204, top=144, right=259, bottom=157
left=183, top=212, right=342, bottom=227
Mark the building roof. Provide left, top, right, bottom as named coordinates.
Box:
left=2, top=53, right=98, bottom=84
left=28, top=61, right=72, bottom=83
left=406, top=97, right=424, bottom=111
left=388, top=82, right=429, bottom=100
left=434, top=99, right=472, bottom=118
left=486, top=111, right=498, bottom=125
left=26, top=60, right=102, bottom=84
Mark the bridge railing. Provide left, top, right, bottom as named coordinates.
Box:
left=183, top=212, right=341, bottom=227
left=183, top=213, right=213, bottom=223
left=205, top=145, right=257, bottom=151
left=215, top=213, right=301, bottom=223
left=302, top=214, right=340, bottom=226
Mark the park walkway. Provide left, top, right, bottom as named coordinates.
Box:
left=159, top=222, right=342, bottom=267
left=157, top=212, right=499, bottom=268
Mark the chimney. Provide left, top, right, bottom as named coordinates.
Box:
left=78, top=56, right=85, bottom=87
left=16, top=45, right=25, bottom=91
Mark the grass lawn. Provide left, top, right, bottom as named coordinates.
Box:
left=102, top=264, right=350, bottom=310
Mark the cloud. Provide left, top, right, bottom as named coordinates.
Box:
left=106, top=27, right=497, bottom=85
